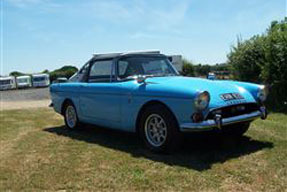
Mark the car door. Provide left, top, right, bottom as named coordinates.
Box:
left=79, top=59, right=122, bottom=127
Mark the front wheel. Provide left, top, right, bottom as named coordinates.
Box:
left=221, top=122, right=250, bottom=137
left=139, top=104, right=182, bottom=153
left=64, top=102, right=80, bottom=130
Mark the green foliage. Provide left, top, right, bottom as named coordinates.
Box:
left=181, top=59, right=195, bottom=76
left=228, top=18, right=287, bottom=111
left=49, top=66, right=78, bottom=82
left=42, top=69, right=49, bottom=74
left=181, top=58, right=230, bottom=78
left=228, top=35, right=265, bottom=82
left=193, top=64, right=211, bottom=77
left=209, top=63, right=231, bottom=73
left=9, top=71, right=27, bottom=77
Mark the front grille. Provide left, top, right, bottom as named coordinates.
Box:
left=206, top=103, right=259, bottom=120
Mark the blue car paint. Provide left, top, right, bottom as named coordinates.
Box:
left=223, top=80, right=263, bottom=102
left=50, top=76, right=261, bottom=132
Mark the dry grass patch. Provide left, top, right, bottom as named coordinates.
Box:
left=0, top=108, right=286, bottom=191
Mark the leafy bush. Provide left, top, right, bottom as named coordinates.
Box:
left=228, top=18, right=287, bottom=112
left=181, top=59, right=195, bottom=76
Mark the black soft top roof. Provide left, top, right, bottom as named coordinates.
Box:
left=91, top=51, right=166, bottom=60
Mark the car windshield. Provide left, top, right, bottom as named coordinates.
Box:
left=118, top=56, right=178, bottom=80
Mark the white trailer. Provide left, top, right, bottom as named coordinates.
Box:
left=16, top=75, right=32, bottom=88
left=167, top=55, right=183, bottom=72
left=32, top=74, right=50, bottom=87
left=0, top=76, right=16, bottom=91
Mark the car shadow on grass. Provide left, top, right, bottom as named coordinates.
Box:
left=44, top=125, right=273, bottom=171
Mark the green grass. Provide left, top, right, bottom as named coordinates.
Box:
left=0, top=108, right=286, bottom=191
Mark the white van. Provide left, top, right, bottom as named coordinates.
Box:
left=0, top=76, right=17, bottom=90
left=16, top=75, right=32, bottom=88
left=32, top=74, right=50, bottom=87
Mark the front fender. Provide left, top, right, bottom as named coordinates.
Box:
left=121, top=95, right=194, bottom=132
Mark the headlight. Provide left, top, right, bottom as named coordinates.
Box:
left=194, top=91, right=210, bottom=111
left=257, top=85, right=268, bottom=102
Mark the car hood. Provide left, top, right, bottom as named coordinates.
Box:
left=136, top=76, right=257, bottom=108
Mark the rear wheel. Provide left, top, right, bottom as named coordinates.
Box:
left=222, top=122, right=250, bottom=137
left=139, top=104, right=182, bottom=153
left=63, top=101, right=80, bottom=129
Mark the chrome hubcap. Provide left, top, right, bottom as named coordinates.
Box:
left=66, top=105, right=77, bottom=128
left=144, top=114, right=167, bottom=147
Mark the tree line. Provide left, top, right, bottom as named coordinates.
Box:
left=181, top=60, right=230, bottom=78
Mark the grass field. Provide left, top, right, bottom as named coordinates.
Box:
left=0, top=108, right=286, bottom=191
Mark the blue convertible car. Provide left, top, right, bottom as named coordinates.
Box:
left=50, top=51, right=268, bottom=152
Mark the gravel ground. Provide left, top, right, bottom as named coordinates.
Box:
left=0, top=87, right=51, bottom=110
left=0, top=100, right=51, bottom=111
left=0, top=87, right=50, bottom=102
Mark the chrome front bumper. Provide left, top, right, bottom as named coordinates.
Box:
left=180, top=107, right=267, bottom=132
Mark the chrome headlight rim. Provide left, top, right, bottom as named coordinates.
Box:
left=194, top=91, right=210, bottom=111
left=257, top=85, right=268, bottom=102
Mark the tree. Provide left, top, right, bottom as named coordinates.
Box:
left=9, top=71, right=27, bottom=77
left=228, top=35, right=265, bottom=82
left=49, top=65, right=78, bottom=82
left=228, top=18, right=287, bottom=112
left=42, top=69, right=49, bottom=74
left=194, top=64, right=211, bottom=77
left=181, top=59, right=195, bottom=76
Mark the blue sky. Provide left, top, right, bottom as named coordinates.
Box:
left=1, top=0, right=286, bottom=75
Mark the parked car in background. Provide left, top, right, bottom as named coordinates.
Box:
left=16, top=75, right=32, bottom=88
left=207, top=72, right=216, bottom=80
left=52, top=77, right=68, bottom=84
left=50, top=51, right=268, bottom=153
left=32, top=74, right=50, bottom=87
left=0, top=76, right=16, bottom=91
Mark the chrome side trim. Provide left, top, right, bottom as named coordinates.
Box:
left=180, top=110, right=263, bottom=132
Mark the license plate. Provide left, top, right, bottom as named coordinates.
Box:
left=220, top=93, right=244, bottom=101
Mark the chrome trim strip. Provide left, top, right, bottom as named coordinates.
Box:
left=180, top=110, right=262, bottom=132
